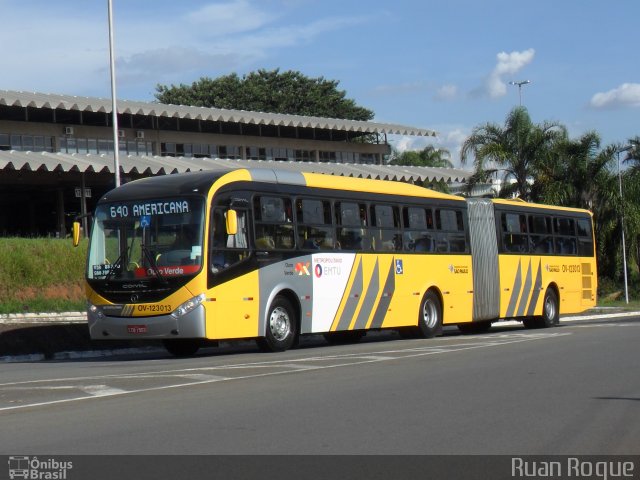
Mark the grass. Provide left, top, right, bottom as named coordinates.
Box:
left=0, top=238, right=87, bottom=314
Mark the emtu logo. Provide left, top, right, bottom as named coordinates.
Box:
left=295, top=262, right=310, bottom=275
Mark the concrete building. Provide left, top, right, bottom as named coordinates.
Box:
left=0, top=89, right=470, bottom=237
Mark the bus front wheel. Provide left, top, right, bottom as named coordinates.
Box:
left=417, top=290, right=443, bottom=338
left=258, top=296, right=298, bottom=352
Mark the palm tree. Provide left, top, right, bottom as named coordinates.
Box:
left=531, top=131, right=616, bottom=209
left=389, top=145, right=453, bottom=168
left=460, top=107, right=565, bottom=200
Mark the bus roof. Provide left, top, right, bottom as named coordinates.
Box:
left=492, top=198, right=592, bottom=215
left=99, top=168, right=465, bottom=204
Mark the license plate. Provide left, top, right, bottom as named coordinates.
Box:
left=127, top=325, right=148, bottom=334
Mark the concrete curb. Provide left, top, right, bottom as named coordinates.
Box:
left=0, top=311, right=86, bottom=325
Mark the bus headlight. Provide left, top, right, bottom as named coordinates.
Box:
left=171, top=294, right=206, bottom=319
left=89, top=303, right=104, bottom=319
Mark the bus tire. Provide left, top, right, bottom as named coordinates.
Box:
left=417, top=290, right=443, bottom=338
left=524, top=288, right=559, bottom=329
left=258, top=296, right=298, bottom=352
left=540, top=288, right=559, bottom=327
left=163, top=339, right=200, bottom=357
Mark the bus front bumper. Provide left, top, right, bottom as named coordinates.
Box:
left=88, top=305, right=206, bottom=340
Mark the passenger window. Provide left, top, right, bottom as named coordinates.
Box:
left=371, top=205, right=401, bottom=251
left=253, top=196, right=294, bottom=250
left=435, top=208, right=467, bottom=253
left=529, top=215, right=553, bottom=254
left=336, top=202, right=369, bottom=250
left=501, top=213, right=528, bottom=253
left=403, top=207, right=435, bottom=253
left=576, top=218, right=594, bottom=256
left=296, top=198, right=334, bottom=250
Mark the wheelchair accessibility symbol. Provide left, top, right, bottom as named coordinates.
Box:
left=395, top=259, right=403, bottom=275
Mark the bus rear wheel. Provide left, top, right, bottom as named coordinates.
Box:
left=523, top=288, right=559, bottom=329
left=258, top=296, right=298, bottom=352
left=417, top=290, right=443, bottom=338
left=163, top=339, right=200, bottom=357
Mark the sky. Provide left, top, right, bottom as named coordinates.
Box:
left=1, top=0, right=638, bottom=168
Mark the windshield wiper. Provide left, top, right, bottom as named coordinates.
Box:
left=140, top=242, right=168, bottom=284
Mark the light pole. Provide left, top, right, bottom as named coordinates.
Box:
left=617, top=145, right=633, bottom=304
left=509, top=80, right=531, bottom=106
left=107, top=0, right=120, bottom=187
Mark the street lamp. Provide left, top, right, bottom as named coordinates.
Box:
left=107, top=0, right=120, bottom=187
left=617, top=145, right=633, bottom=304
left=509, top=80, right=531, bottom=106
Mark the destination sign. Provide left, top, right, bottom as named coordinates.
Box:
left=109, top=200, right=190, bottom=218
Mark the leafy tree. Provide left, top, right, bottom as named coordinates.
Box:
left=531, top=132, right=622, bottom=278
left=460, top=107, right=565, bottom=200
left=388, top=145, right=453, bottom=168
left=155, top=69, right=374, bottom=121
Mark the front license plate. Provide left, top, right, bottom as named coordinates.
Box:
left=127, top=325, right=148, bottom=334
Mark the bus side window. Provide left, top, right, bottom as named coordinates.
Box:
left=336, top=201, right=370, bottom=251
left=501, top=213, right=528, bottom=253
left=297, top=198, right=334, bottom=250
left=529, top=215, right=553, bottom=254
left=254, top=196, right=294, bottom=250
left=576, top=218, right=594, bottom=256
left=436, top=208, right=467, bottom=253
left=371, top=204, right=401, bottom=251
left=553, top=217, right=576, bottom=255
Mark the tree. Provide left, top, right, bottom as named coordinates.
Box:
left=388, top=145, right=453, bottom=168
left=460, top=107, right=565, bottom=200
left=531, top=132, right=622, bottom=279
left=155, top=69, right=374, bottom=121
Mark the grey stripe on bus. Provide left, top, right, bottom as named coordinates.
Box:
left=526, top=260, right=543, bottom=317
left=335, top=258, right=363, bottom=331
left=516, top=259, right=533, bottom=317
left=505, top=260, right=522, bottom=318
left=369, top=259, right=396, bottom=329
left=248, top=169, right=307, bottom=186
left=353, top=259, right=380, bottom=330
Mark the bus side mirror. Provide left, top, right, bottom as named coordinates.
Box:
left=226, top=209, right=238, bottom=235
left=72, top=221, right=81, bottom=247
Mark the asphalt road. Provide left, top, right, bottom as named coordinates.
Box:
left=1, top=316, right=639, bottom=456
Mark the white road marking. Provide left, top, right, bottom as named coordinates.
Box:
left=0, top=332, right=571, bottom=412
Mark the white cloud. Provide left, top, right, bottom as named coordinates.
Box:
left=184, top=0, right=278, bottom=35
left=590, top=83, right=640, bottom=109
left=434, top=84, right=458, bottom=101
left=485, top=48, right=535, bottom=98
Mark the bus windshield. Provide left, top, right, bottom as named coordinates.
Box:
left=87, top=197, right=205, bottom=281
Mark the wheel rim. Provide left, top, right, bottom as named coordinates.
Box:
left=422, top=299, right=438, bottom=329
left=269, top=306, right=291, bottom=341
left=544, top=294, right=556, bottom=321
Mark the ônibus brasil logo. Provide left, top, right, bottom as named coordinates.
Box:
left=8, top=456, right=73, bottom=479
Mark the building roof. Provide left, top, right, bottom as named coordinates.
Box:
left=0, top=89, right=436, bottom=137
left=0, top=150, right=471, bottom=184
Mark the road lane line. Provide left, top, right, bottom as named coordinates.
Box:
left=0, top=332, right=571, bottom=413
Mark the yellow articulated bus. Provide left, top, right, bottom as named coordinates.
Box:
left=75, top=168, right=597, bottom=356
